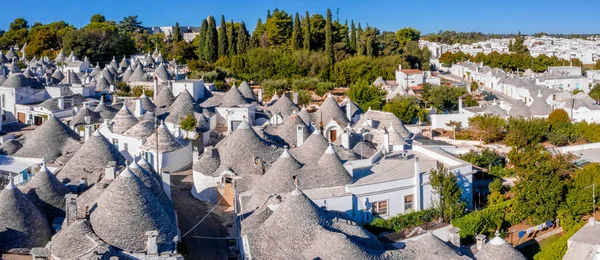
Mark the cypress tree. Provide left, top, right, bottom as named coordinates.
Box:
left=325, top=9, right=334, bottom=64
left=205, top=15, right=218, bottom=62
left=350, top=20, right=356, bottom=52
left=357, top=22, right=365, bottom=55
left=267, top=10, right=271, bottom=20
left=292, top=12, right=303, bottom=50
left=303, top=11, right=311, bottom=50
left=343, top=20, right=349, bottom=46
left=237, top=21, right=249, bottom=54
left=173, top=22, right=182, bottom=42
left=218, top=15, right=228, bottom=58
left=198, top=19, right=208, bottom=61
left=251, top=18, right=264, bottom=48
left=227, top=19, right=236, bottom=56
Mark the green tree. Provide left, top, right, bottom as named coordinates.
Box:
left=118, top=15, right=143, bottom=33
left=265, top=9, right=292, bottom=46
left=0, top=18, right=29, bottom=48
left=548, top=122, right=578, bottom=146
left=227, top=20, right=236, bottom=56
left=566, top=164, right=600, bottom=216
left=303, top=11, right=311, bottom=50
left=180, top=114, right=198, bottom=131
left=548, top=108, right=570, bottom=126
left=510, top=145, right=571, bottom=223
left=350, top=20, right=356, bottom=52
left=383, top=96, right=421, bottom=124
left=505, top=117, right=549, bottom=148
left=236, top=21, right=249, bottom=54
left=197, top=19, right=208, bottom=60
left=347, top=79, right=386, bottom=110
left=356, top=23, right=364, bottom=55
left=63, top=18, right=135, bottom=60
left=205, top=16, right=218, bottom=62
left=487, top=178, right=505, bottom=206
left=90, top=14, right=106, bottom=23
left=429, top=164, right=466, bottom=222
left=291, top=12, right=303, bottom=50
left=468, top=114, right=506, bottom=144
left=395, top=27, right=420, bottom=46
left=218, top=15, right=228, bottom=58
left=510, top=32, right=529, bottom=54
left=363, top=26, right=379, bottom=57
left=26, top=21, right=73, bottom=56
left=446, top=120, right=463, bottom=140
left=173, top=22, right=182, bottom=42
left=470, top=81, right=479, bottom=92
left=325, top=9, right=334, bottom=64
left=589, top=84, right=600, bottom=101
left=250, top=18, right=266, bottom=48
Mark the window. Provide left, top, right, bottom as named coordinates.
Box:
left=112, top=138, right=119, bottom=149
left=372, top=200, right=388, bottom=216
left=405, top=195, right=414, bottom=211
left=576, top=83, right=580, bottom=90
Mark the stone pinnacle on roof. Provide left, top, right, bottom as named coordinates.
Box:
left=475, top=231, right=527, bottom=260
left=0, top=176, right=53, bottom=251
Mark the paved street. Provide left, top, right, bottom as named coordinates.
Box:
left=171, top=170, right=234, bottom=260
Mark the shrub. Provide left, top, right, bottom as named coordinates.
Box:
left=261, top=79, right=290, bottom=96
left=363, top=209, right=439, bottom=235
left=297, top=90, right=312, bottom=106
left=179, top=114, right=197, bottom=131
left=451, top=200, right=524, bottom=240
left=315, top=81, right=338, bottom=96
left=532, top=221, right=584, bottom=260
left=548, top=109, right=570, bottom=126
left=292, top=77, right=320, bottom=92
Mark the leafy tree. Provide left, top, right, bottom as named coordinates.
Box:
left=90, top=14, right=106, bottom=23
left=26, top=21, right=73, bottom=56
left=63, top=18, right=135, bottom=60
left=0, top=18, right=29, bottom=48
left=236, top=21, right=249, bottom=54
left=265, top=9, right=292, bottom=46
left=566, top=164, right=600, bottom=217
left=505, top=117, right=549, bottom=148
left=576, top=121, right=600, bottom=143
left=347, top=79, right=386, bottom=110
left=218, top=15, right=228, bottom=58
left=379, top=31, right=401, bottom=56
left=468, top=114, right=506, bottom=144
left=509, top=32, right=529, bottom=54
left=227, top=20, right=236, bottom=56
left=548, top=109, right=570, bottom=126
left=383, top=96, right=422, bottom=124
left=421, top=84, right=473, bottom=112
left=173, top=22, right=182, bottom=42
left=315, top=81, right=337, bottom=96
left=356, top=23, right=364, bottom=55
left=363, top=26, right=379, bottom=57
left=350, top=20, right=356, bottom=52
left=262, top=79, right=290, bottom=96
left=197, top=19, right=208, bottom=60
left=297, top=89, right=312, bottom=106
left=510, top=145, right=571, bottom=224
left=291, top=12, right=303, bottom=50
left=119, top=15, right=143, bottom=33
left=205, top=16, right=218, bottom=62
left=429, top=164, right=466, bottom=222
left=325, top=9, right=334, bottom=64
left=180, top=114, right=198, bottom=131
left=250, top=18, right=266, bottom=48
left=309, top=14, right=326, bottom=51
left=488, top=179, right=505, bottom=205
left=589, top=84, right=600, bottom=101
left=470, top=81, right=479, bottom=92
left=395, top=27, right=420, bottom=46
left=446, top=120, right=463, bottom=140
left=302, top=11, right=311, bottom=50
left=548, top=122, right=577, bottom=146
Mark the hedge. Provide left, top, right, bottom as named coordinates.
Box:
left=532, top=222, right=584, bottom=260
left=451, top=200, right=525, bottom=240
left=364, top=209, right=439, bottom=235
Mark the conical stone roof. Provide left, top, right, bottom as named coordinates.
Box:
left=154, top=63, right=172, bottom=81
left=90, top=165, right=177, bottom=252
left=475, top=233, right=527, bottom=260
left=238, top=81, right=256, bottom=101
left=268, top=94, right=299, bottom=119
left=165, top=89, right=200, bottom=124
left=155, top=85, right=176, bottom=108
left=509, top=101, right=532, bottom=117
left=123, top=120, right=155, bottom=139
left=316, top=95, right=349, bottom=126
left=94, top=100, right=118, bottom=120
left=122, top=66, right=133, bottom=82
left=129, top=65, right=147, bottom=82
left=56, top=131, right=125, bottom=186
left=119, top=56, right=129, bottom=68
left=0, top=178, right=52, bottom=251
left=50, top=219, right=106, bottom=260
left=71, top=106, right=101, bottom=127
left=23, top=159, right=68, bottom=221
left=111, top=105, right=139, bottom=134
left=141, top=121, right=184, bottom=153
left=129, top=159, right=174, bottom=220
left=14, top=116, right=81, bottom=160
left=290, top=131, right=329, bottom=164
left=221, top=86, right=247, bottom=107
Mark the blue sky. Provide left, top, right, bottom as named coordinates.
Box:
left=0, top=0, right=599, bottom=34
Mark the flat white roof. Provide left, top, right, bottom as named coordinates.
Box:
left=0, top=155, right=56, bottom=174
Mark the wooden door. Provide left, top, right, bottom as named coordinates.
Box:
left=17, top=113, right=26, bottom=124
left=330, top=129, right=337, bottom=142
left=34, top=116, right=43, bottom=126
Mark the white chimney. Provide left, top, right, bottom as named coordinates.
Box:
left=174, top=125, right=182, bottom=138
left=109, top=84, right=116, bottom=93
left=414, top=157, right=421, bottom=211
left=134, top=99, right=144, bottom=117
left=296, top=125, right=305, bottom=147
left=258, top=88, right=263, bottom=103
left=193, top=147, right=199, bottom=164
left=383, top=129, right=390, bottom=153
left=476, top=234, right=487, bottom=251
left=145, top=231, right=159, bottom=255
left=161, top=169, right=172, bottom=200
left=341, top=127, right=351, bottom=149
left=67, top=69, right=72, bottom=85
left=346, top=98, right=353, bottom=122
left=65, top=194, right=78, bottom=226
left=365, top=118, right=373, bottom=128
left=104, top=161, right=117, bottom=180
left=292, top=92, right=298, bottom=105
left=458, top=97, right=463, bottom=113
left=448, top=227, right=461, bottom=247
left=57, top=98, right=64, bottom=110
